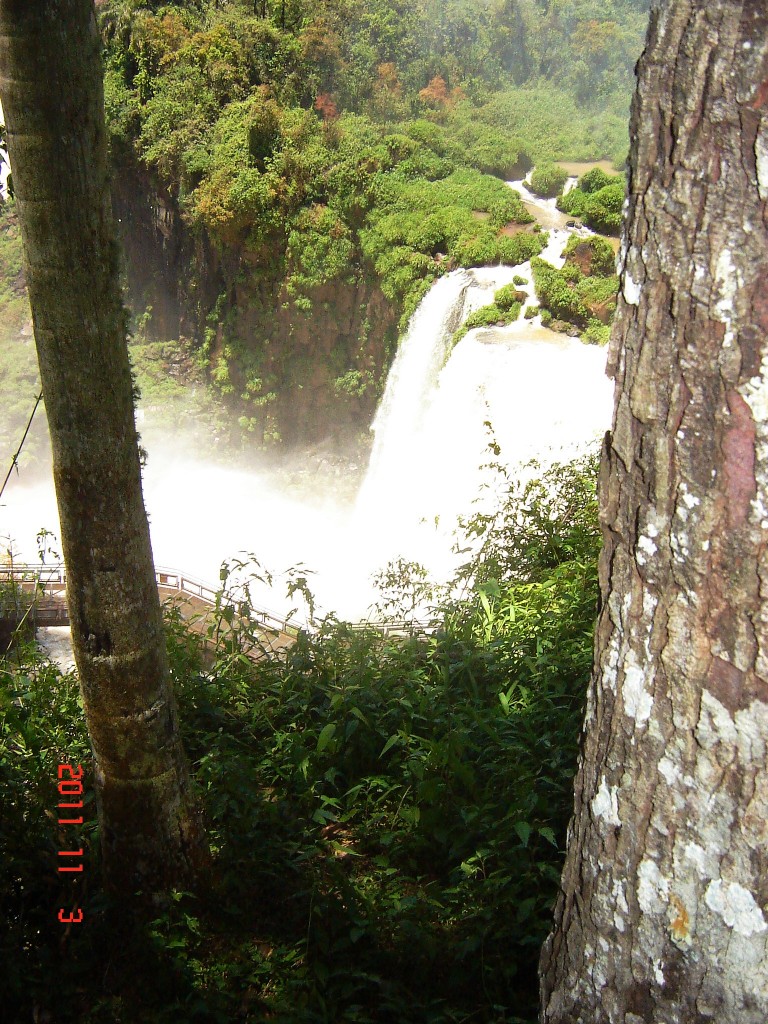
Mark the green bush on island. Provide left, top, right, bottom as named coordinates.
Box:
left=562, top=234, right=617, bottom=276
left=557, top=169, right=627, bottom=235
left=576, top=167, right=616, bottom=194
left=581, top=181, right=626, bottom=234
left=531, top=254, right=618, bottom=337
left=528, top=162, right=569, bottom=199
left=582, top=320, right=613, bottom=345
left=452, top=282, right=528, bottom=345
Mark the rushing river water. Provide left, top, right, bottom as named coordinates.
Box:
left=1, top=179, right=614, bottom=623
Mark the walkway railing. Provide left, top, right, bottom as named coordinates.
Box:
left=0, top=563, right=430, bottom=640
left=0, top=562, right=302, bottom=637
left=154, top=565, right=302, bottom=637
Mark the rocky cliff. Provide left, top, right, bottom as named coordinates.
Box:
left=111, top=155, right=399, bottom=449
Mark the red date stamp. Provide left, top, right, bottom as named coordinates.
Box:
left=57, top=763, right=85, bottom=925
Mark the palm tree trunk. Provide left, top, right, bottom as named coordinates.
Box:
left=0, top=0, right=207, bottom=894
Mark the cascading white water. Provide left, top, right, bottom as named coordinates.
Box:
left=356, top=228, right=574, bottom=530
left=507, top=174, right=579, bottom=231
left=0, top=100, right=9, bottom=199
left=355, top=218, right=612, bottom=590
left=356, top=270, right=474, bottom=520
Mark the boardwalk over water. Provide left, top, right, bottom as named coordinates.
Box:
left=0, top=562, right=302, bottom=659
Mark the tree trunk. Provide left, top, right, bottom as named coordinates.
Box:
left=0, top=0, right=206, bottom=894
left=540, top=2, right=768, bottom=1021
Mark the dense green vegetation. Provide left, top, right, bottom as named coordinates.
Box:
left=528, top=162, right=568, bottom=199
left=531, top=234, right=618, bottom=343
left=0, top=4, right=641, bottom=1018
left=556, top=167, right=626, bottom=235
left=90, top=0, right=647, bottom=446
left=1, top=456, right=600, bottom=1023
left=0, top=0, right=646, bottom=451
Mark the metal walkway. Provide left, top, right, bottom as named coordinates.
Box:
left=0, top=562, right=300, bottom=641
left=0, top=563, right=430, bottom=649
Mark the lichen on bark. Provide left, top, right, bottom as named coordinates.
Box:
left=540, top=2, right=768, bottom=1021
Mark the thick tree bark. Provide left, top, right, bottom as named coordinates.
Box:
left=540, top=2, right=768, bottom=1021
left=0, top=0, right=206, bottom=893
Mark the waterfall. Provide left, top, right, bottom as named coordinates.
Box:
left=0, top=100, right=9, bottom=199
left=356, top=270, right=473, bottom=519
left=355, top=229, right=613, bottom=596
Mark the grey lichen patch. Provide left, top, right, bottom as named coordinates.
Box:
left=704, top=879, right=767, bottom=938
left=591, top=777, right=622, bottom=828
left=622, top=270, right=642, bottom=306
left=740, top=350, right=768, bottom=534
left=637, top=857, right=669, bottom=915
left=621, top=648, right=654, bottom=723
left=755, top=123, right=768, bottom=202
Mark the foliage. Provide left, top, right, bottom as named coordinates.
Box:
left=562, top=234, right=617, bottom=277
left=89, top=0, right=648, bottom=447
left=579, top=181, right=625, bottom=234
left=361, top=168, right=541, bottom=320
left=0, top=647, right=98, bottom=1016
left=557, top=170, right=626, bottom=235
left=528, top=162, right=568, bottom=199
left=465, top=85, right=628, bottom=167
left=531, top=231, right=619, bottom=337
left=285, top=204, right=354, bottom=295
left=581, top=320, right=612, bottom=345
left=452, top=282, right=528, bottom=346
left=0, top=454, right=601, bottom=1023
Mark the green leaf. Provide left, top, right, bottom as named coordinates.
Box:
left=538, top=826, right=557, bottom=847
left=379, top=732, right=400, bottom=757
left=316, top=723, right=337, bottom=753
left=514, top=821, right=532, bottom=847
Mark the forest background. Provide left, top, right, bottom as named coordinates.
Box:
left=0, top=1, right=650, bottom=1022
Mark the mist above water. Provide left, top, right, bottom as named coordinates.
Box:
left=1, top=200, right=614, bottom=623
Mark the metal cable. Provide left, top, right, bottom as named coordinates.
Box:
left=0, top=390, right=43, bottom=502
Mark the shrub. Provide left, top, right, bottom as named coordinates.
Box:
left=581, top=180, right=625, bottom=234
left=531, top=256, right=618, bottom=333
left=528, top=162, right=568, bottom=198
left=582, top=320, right=612, bottom=345
left=577, top=166, right=614, bottom=194
left=557, top=171, right=626, bottom=235
left=452, top=283, right=526, bottom=344
left=531, top=257, right=589, bottom=325
left=494, top=283, right=526, bottom=311
left=556, top=186, right=589, bottom=219
left=563, top=234, right=616, bottom=276
left=285, top=204, right=354, bottom=294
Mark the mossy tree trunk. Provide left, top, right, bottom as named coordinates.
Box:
left=540, top=2, right=768, bottom=1021
left=0, top=0, right=207, bottom=894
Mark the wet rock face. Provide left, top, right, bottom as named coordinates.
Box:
left=226, top=275, right=399, bottom=445
left=111, top=159, right=399, bottom=448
